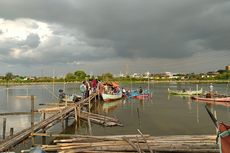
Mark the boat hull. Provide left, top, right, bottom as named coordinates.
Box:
left=134, top=94, right=151, bottom=99
left=191, top=96, right=230, bottom=102
left=102, top=93, right=122, bottom=102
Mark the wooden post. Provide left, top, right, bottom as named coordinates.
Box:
left=65, top=95, right=67, bottom=107
left=10, top=128, right=14, bottom=137
left=2, top=118, right=6, bottom=139
left=31, top=95, right=35, bottom=147
left=88, top=116, right=92, bottom=135
left=137, top=108, right=141, bottom=129
left=42, top=112, right=46, bottom=133
left=60, top=110, right=64, bottom=130
left=74, top=107, right=78, bottom=122
left=65, top=116, right=69, bottom=128
left=77, top=105, right=81, bottom=127
left=88, top=96, right=91, bottom=113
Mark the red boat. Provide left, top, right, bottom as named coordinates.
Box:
left=191, top=96, right=230, bottom=102
left=134, top=94, right=151, bottom=99
left=206, top=105, right=230, bottom=153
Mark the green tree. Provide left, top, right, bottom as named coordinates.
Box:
left=5, top=72, right=14, bottom=81
left=74, top=70, right=87, bottom=81
left=101, top=73, right=113, bottom=81
left=65, top=73, right=76, bottom=82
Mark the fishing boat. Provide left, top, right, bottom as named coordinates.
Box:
left=61, top=94, right=82, bottom=102
left=101, top=91, right=123, bottom=102
left=128, top=89, right=151, bottom=99
left=191, top=96, right=230, bottom=102
left=101, top=82, right=123, bottom=102
left=168, top=88, right=203, bottom=95
left=133, top=93, right=150, bottom=99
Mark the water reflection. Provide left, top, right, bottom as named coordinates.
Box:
left=102, top=99, right=123, bottom=114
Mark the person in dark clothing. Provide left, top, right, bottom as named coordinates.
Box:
left=139, top=87, right=143, bottom=94
left=58, top=89, right=65, bottom=102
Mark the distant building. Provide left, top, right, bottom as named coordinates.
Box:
left=226, top=65, right=230, bottom=71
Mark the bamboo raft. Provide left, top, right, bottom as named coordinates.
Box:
left=41, top=134, right=219, bottom=153
left=77, top=111, right=123, bottom=127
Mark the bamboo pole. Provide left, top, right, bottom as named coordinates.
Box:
left=10, top=128, right=14, bottom=137
left=122, top=137, right=140, bottom=153
left=74, top=107, right=78, bottom=123
left=88, top=116, right=92, bottom=136
left=137, top=129, right=153, bottom=153
left=31, top=95, right=35, bottom=147
left=2, top=118, right=6, bottom=139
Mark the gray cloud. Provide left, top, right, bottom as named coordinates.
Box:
left=0, top=0, right=230, bottom=75
left=24, top=33, right=40, bottom=48
left=1, top=0, right=229, bottom=59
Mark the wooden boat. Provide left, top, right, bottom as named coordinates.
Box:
left=191, top=96, right=230, bottom=102
left=61, top=94, right=81, bottom=102
left=100, top=82, right=123, bottom=102
left=205, top=105, right=230, bottom=153
left=133, top=93, right=151, bottom=99
left=168, top=88, right=203, bottom=95
left=101, top=91, right=122, bottom=102
left=127, top=89, right=151, bottom=99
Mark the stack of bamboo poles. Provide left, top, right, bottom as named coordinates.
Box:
left=42, top=134, right=219, bottom=153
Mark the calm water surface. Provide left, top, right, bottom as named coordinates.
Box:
left=1, top=82, right=230, bottom=149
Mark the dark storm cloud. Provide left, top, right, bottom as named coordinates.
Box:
left=24, top=33, right=40, bottom=48
left=0, top=0, right=230, bottom=61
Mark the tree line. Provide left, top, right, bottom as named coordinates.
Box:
left=1, top=70, right=230, bottom=83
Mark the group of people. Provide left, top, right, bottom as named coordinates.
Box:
left=80, top=78, right=99, bottom=99
left=103, top=83, right=121, bottom=95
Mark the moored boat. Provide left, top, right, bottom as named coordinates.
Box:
left=62, top=94, right=82, bottom=102
left=191, top=96, right=230, bottom=102
left=101, top=91, right=123, bottom=102
left=128, top=89, right=151, bottom=99
left=133, top=93, right=150, bottom=99
left=100, top=82, right=123, bottom=102
left=168, top=88, right=203, bottom=95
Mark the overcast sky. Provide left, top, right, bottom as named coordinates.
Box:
left=0, top=0, right=230, bottom=76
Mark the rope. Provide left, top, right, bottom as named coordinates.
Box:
left=41, top=85, right=59, bottom=100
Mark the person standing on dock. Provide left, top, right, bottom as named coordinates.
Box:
left=80, top=81, right=86, bottom=99
left=85, top=80, right=90, bottom=98
left=91, top=78, right=98, bottom=93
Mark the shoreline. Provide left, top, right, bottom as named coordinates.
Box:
left=0, top=79, right=229, bottom=86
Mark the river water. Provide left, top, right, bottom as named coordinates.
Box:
left=0, top=82, right=230, bottom=150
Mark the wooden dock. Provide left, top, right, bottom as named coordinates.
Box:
left=0, top=93, right=122, bottom=152
left=40, top=133, right=218, bottom=152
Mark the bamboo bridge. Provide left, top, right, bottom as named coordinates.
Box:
left=0, top=93, right=122, bottom=152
